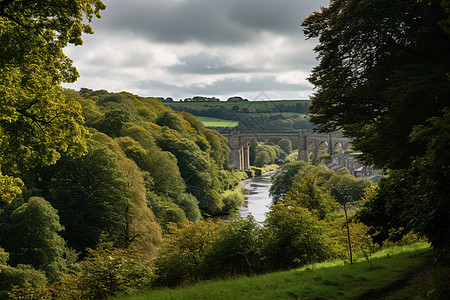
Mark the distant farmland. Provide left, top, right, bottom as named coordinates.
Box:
left=163, top=100, right=313, bottom=131
left=196, top=117, right=239, bottom=128
left=164, top=99, right=310, bottom=113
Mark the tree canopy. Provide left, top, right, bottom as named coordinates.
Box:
left=0, top=0, right=105, bottom=202
left=303, top=0, right=450, bottom=251
left=303, top=0, right=450, bottom=170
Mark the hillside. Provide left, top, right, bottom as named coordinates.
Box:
left=13, top=89, right=243, bottom=256
left=163, top=99, right=314, bottom=132
left=122, top=243, right=433, bottom=300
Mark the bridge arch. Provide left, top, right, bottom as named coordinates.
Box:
left=223, top=131, right=351, bottom=169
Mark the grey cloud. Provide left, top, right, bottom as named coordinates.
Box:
left=137, top=75, right=309, bottom=97
left=169, top=53, right=244, bottom=74
left=93, top=0, right=329, bottom=45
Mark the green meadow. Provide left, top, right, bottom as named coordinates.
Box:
left=196, top=116, right=239, bottom=128
left=122, top=243, right=432, bottom=300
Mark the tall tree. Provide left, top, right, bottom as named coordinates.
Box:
left=303, top=0, right=450, bottom=170
left=303, top=0, right=450, bottom=251
left=25, top=137, right=131, bottom=252
left=0, top=197, right=67, bottom=281
left=0, top=0, right=105, bottom=202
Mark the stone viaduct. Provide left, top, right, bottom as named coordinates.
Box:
left=222, top=131, right=351, bottom=169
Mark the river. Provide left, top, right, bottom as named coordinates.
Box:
left=238, top=170, right=277, bottom=222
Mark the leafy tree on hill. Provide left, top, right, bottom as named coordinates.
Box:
left=0, top=197, right=67, bottom=281
left=284, top=173, right=338, bottom=220
left=23, top=137, right=132, bottom=253
left=303, top=0, right=450, bottom=252
left=263, top=204, right=334, bottom=270
left=156, top=129, right=223, bottom=215
left=303, top=0, right=450, bottom=170
left=270, top=161, right=313, bottom=203
left=278, top=139, right=293, bottom=155
left=0, top=0, right=105, bottom=203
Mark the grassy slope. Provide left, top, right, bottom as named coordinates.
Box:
left=122, top=243, right=431, bottom=300
left=196, top=116, right=239, bottom=127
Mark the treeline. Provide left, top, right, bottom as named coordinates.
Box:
left=168, top=103, right=313, bottom=132
left=0, top=88, right=246, bottom=298
left=159, top=96, right=249, bottom=102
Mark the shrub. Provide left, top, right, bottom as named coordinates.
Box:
left=154, top=220, right=219, bottom=287
left=220, top=190, right=244, bottom=214
left=202, top=215, right=265, bottom=278
left=55, top=242, right=155, bottom=299
left=0, top=264, right=48, bottom=299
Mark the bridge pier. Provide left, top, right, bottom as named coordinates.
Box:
left=298, top=149, right=308, bottom=162
left=239, top=144, right=250, bottom=169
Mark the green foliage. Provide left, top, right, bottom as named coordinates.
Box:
left=154, top=220, right=220, bottom=287
left=269, top=161, right=314, bottom=203
left=326, top=173, right=373, bottom=205
left=23, top=137, right=132, bottom=253
left=255, top=150, right=271, bottom=167
left=284, top=173, right=338, bottom=220
left=263, top=204, right=334, bottom=270
left=113, top=156, right=162, bottom=255
left=0, top=171, right=23, bottom=203
left=0, top=197, right=67, bottom=281
left=0, top=264, right=48, bottom=300
left=173, top=193, right=202, bottom=222
left=156, top=130, right=222, bottom=215
left=303, top=0, right=450, bottom=170
left=202, top=215, right=265, bottom=278
left=56, top=242, right=155, bottom=299
left=358, top=110, right=450, bottom=251
left=0, top=0, right=105, bottom=202
left=304, top=0, right=450, bottom=257
left=220, top=190, right=244, bottom=214
left=278, top=139, right=293, bottom=154
left=0, top=247, right=8, bottom=266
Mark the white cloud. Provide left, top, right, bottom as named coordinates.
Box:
left=63, top=0, right=329, bottom=100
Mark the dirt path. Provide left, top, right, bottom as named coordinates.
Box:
left=358, top=256, right=433, bottom=300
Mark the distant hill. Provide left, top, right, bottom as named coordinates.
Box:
left=162, top=99, right=314, bottom=132
left=163, top=97, right=313, bottom=132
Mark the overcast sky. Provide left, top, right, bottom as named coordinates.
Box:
left=63, top=0, right=329, bottom=101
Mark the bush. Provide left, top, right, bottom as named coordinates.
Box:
left=154, top=220, right=219, bottom=287
left=202, top=215, right=265, bottom=278
left=55, top=242, right=155, bottom=299
left=263, top=204, right=334, bottom=270
left=220, top=190, right=244, bottom=214
left=0, top=264, right=48, bottom=299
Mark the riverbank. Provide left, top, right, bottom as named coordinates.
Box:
left=234, top=164, right=279, bottom=180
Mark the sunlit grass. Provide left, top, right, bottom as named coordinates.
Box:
left=121, top=243, right=431, bottom=300
left=196, top=116, right=238, bottom=127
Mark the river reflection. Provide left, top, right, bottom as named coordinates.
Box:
left=238, top=170, right=277, bottom=223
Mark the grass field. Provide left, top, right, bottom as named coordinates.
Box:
left=196, top=116, right=239, bottom=128
left=121, top=243, right=432, bottom=300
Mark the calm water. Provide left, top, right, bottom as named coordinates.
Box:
left=238, top=170, right=277, bottom=222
